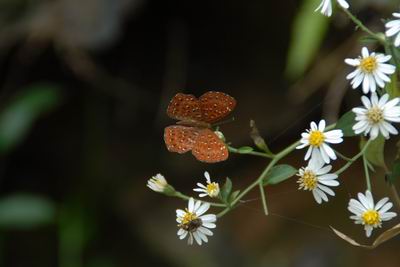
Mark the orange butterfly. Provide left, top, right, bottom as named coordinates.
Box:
left=164, top=91, right=236, bottom=163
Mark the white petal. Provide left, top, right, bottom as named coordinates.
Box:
left=365, top=226, right=373, bottom=237
left=312, top=189, right=322, bottom=204
left=315, top=188, right=328, bottom=202
left=193, top=200, right=201, bottom=213
left=345, top=58, right=361, bottom=67
left=318, top=120, right=326, bottom=131
left=379, top=202, right=393, bottom=213
left=198, top=226, right=213, bottom=236
left=204, top=171, right=211, bottom=182
left=375, top=197, right=389, bottom=210
left=361, top=95, right=371, bottom=109
left=319, top=179, right=339, bottom=186
left=318, top=173, right=337, bottom=180
left=196, top=203, right=210, bottom=216
left=380, top=212, right=397, bottom=220
left=322, top=143, right=337, bottom=160
left=337, top=0, right=349, bottom=9
left=188, top=198, right=195, bottom=212
left=316, top=165, right=332, bottom=175
left=202, top=222, right=216, bottom=228
left=317, top=184, right=335, bottom=196
left=200, top=214, right=217, bottom=223
left=358, top=192, right=373, bottom=209
left=361, top=47, right=369, bottom=58
left=305, top=146, right=313, bottom=161
left=193, top=232, right=202, bottom=245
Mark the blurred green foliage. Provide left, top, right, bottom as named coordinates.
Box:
left=286, top=0, right=329, bottom=79
left=0, top=84, right=61, bottom=153
left=0, top=194, right=55, bottom=230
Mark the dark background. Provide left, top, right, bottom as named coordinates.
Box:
left=0, top=0, right=399, bottom=266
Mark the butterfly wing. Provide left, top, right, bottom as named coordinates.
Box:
left=192, top=129, right=228, bottom=163
left=164, top=125, right=199, bottom=153
left=199, top=91, right=236, bottom=123
left=166, top=93, right=202, bottom=121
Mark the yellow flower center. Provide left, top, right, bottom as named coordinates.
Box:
left=179, top=209, right=202, bottom=232
left=362, top=210, right=380, bottom=226
left=206, top=183, right=219, bottom=197
left=309, top=130, right=325, bottom=147
left=181, top=209, right=198, bottom=225
left=367, top=107, right=384, bottom=124
left=360, top=56, right=377, bottom=73
left=298, top=170, right=318, bottom=190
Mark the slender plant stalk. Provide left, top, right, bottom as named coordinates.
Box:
left=228, top=146, right=274, bottom=159
left=174, top=192, right=226, bottom=207
left=259, top=182, right=269, bottom=215
left=390, top=185, right=400, bottom=208
left=341, top=7, right=386, bottom=45
left=334, top=150, right=353, bottom=162
left=363, top=154, right=372, bottom=191
left=217, top=140, right=299, bottom=218
left=335, top=139, right=372, bottom=175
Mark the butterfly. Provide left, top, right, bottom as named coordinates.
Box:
left=164, top=91, right=236, bottom=163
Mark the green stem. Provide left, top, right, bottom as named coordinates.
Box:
left=388, top=44, right=400, bottom=75
left=363, top=154, right=372, bottom=191
left=341, top=7, right=385, bottom=45
left=334, top=150, right=353, bottom=162
left=174, top=192, right=226, bottom=207
left=335, top=139, right=372, bottom=175
left=259, top=181, right=269, bottom=215
left=217, top=140, right=300, bottom=218
left=390, top=185, right=400, bottom=209
left=228, top=146, right=274, bottom=159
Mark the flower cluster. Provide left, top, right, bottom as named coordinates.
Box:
left=295, top=4, right=400, bottom=237
left=147, top=3, right=400, bottom=247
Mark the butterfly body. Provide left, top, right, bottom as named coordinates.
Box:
left=176, top=119, right=211, bottom=129
left=164, top=91, right=236, bottom=163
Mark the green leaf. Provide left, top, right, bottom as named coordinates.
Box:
left=285, top=0, right=329, bottom=79
left=387, top=159, right=400, bottom=183
left=237, top=146, right=254, bottom=154
left=385, top=69, right=399, bottom=98
left=229, top=190, right=240, bottom=203
left=335, top=111, right=356, bottom=136
left=249, top=120, right=273, bottom=155
left=359, top=35, right=379, bottom=45
left=0, top=84, right=61, bottom=153
left=363, top=136, right=386, bottom=168
left=0, top=194, right=55, bottom=229
left=220, top=177, right=232, bottom=203
left=263, top=164, right=297, bottom=185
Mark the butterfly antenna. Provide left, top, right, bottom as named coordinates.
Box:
left=213, top=117, right=235, bottom=127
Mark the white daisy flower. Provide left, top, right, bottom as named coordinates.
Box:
left=193, top=171, right=220, bottom=198
left=147, top=173, right=168, bottom=192
left=176, top=198, right=217, bottom=245
left=296, top=120, right=343, bottom=164
left=385, top=13, right=400, bottom=47
left=297, top=158, right=339, bottom=204
left=348, top=191, right=397, bottom=237
left=352, top=93, right=400, bottom=140
left=315, top=0, right=349, bottom=17
left=345, top=47, right=396, bottom=94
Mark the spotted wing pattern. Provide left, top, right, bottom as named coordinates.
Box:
left=164, top=126, right=199, bottom=153
left=191, top=129, right=228, bottom=163
left=199, top=91, right=236, bottom=123
left=166, top=93, right=202, bottom=121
